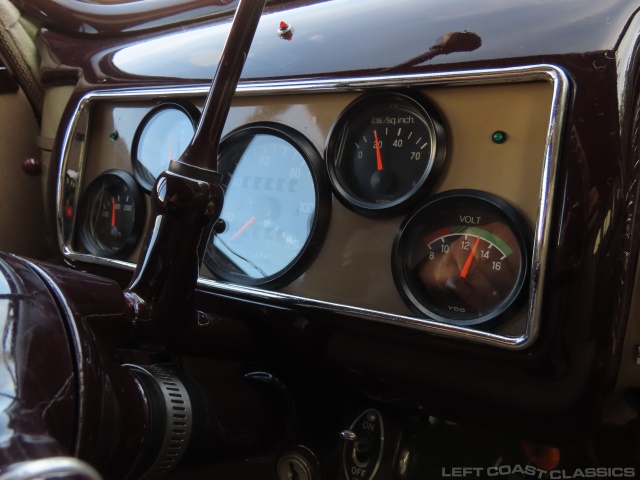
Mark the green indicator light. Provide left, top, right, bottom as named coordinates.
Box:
left=75, top=133, right=86, bottom=142
left=492, top=131, right=507, bottom=144
left=109, top=130, right=119, bottom=141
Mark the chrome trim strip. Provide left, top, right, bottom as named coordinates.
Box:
left=0, top=457, right=102, bottom=480
left=56, top=64, right=569, bottom=350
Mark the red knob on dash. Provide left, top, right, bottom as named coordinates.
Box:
left=278, top=21, right=294, bottom=40
left=22, top=157, right=41, bottom=176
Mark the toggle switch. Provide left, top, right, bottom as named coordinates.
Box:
left=341, top=409, right=384, bottom=480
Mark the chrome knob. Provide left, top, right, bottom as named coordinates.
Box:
left=339, top=430, right=358, bottom=441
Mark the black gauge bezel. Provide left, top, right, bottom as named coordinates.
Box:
left=78, top=169, right=145, bottom=260
left=326, top=92, right=446, bottom=218
left=204, top=122, right=331, bottom=288
left=392, top=189, right=532, bottom=327
left=131, top=100, right=201, bottom=192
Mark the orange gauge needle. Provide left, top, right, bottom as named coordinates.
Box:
left=460, top=236, right=481, bottom=278
left=230, top=216, right=257, bottom=241
left=374, top=130, right=383, bottom=171
left=111, top=197, right=116, bottom=227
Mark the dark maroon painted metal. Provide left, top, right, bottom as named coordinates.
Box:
left=0, top=251, right=270, bottom=477
left=387, top=31, right=482, bottom=71
left=123, top=170, right=223, bottom=340
left=172, top=0, right=267, bottom=174
left=27, top=260, right=153, bottom=479
left=35, top=0, right=640, bottom=86
left=13, top=0, right=238, bottom=35
left=0, top=253, right=75, bottom=466
left=26, top=0, right=640, bottom=443
left=125, top=0, right=265, bottom=342
left=21, top=3, right=280, bottom=472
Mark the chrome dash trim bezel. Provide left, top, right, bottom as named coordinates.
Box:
left=57, top=64, right=569, bottom=350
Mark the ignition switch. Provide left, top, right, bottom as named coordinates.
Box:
left=276, top=448, right=319, bottom=480
left=340, top=409, right=384, bottom=480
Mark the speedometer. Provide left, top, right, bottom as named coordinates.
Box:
left=204, top=124, right=330, bottom=287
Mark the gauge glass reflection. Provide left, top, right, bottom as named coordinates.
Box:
left=393, top=191, right=530, bottom=326
left=205, top=126, right=328, bottom=286
left=132, top=102, right=199, bottom=191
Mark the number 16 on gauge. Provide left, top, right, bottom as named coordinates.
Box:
left=392, top=190, right=531, bottom=327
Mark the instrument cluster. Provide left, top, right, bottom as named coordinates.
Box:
left=60, top=67, right=564, bottom=349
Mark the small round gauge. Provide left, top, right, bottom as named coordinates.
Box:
left=392, top=190, right=531, bottom=326
left=132, top=101, right=200, bottom=191
left=326, top=92, right=446, bottom=217
left=204, top=123, right=330, bottom=287
left=78, top=170, right=145, bottom=259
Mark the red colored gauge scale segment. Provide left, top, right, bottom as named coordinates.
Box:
left=422, top=225, right=514, bottom=278
left=392, top=190, right=531, bottom=327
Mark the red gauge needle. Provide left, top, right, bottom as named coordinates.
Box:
left=111, top=197, right=116, bottom=227
left=460, top=236, right=481, bottom=278
left=374, top=130, right=383, bottom=171
left=230, top=216, right=257, bottom=241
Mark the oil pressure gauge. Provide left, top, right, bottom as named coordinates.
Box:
left=326, top=92, right=446, bottom=217
left=392, top=190, right=531, bottom=326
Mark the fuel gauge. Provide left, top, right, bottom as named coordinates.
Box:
left=392, top=190, right=531, bottom=326
left=78, top=170, right=144, bottom=259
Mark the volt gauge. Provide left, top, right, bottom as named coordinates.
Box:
left=392, top=190, right=531, bottom=326
left=326, top=92, right=446, bottom=217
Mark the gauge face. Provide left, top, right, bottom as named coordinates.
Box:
left=327, top=93, right=446, bottom=217
left=132, top=101, right=200, bottom=191
left=393, top=190, right=530, bottom=326
left=204, top=124, right=330, bottom=287
left=79, top=170, right=144, bottom=259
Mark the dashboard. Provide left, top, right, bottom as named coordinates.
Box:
left=3, top=0, right=640, bottom=478
left=60, top=68, right=563, bottom=349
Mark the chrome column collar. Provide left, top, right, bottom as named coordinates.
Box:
left=126, top=365, right=193, bottom=479
left=0, top=457, right=102, bottom=480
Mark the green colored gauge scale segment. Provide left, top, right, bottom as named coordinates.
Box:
left=392, top=190, right=531, bottom=327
